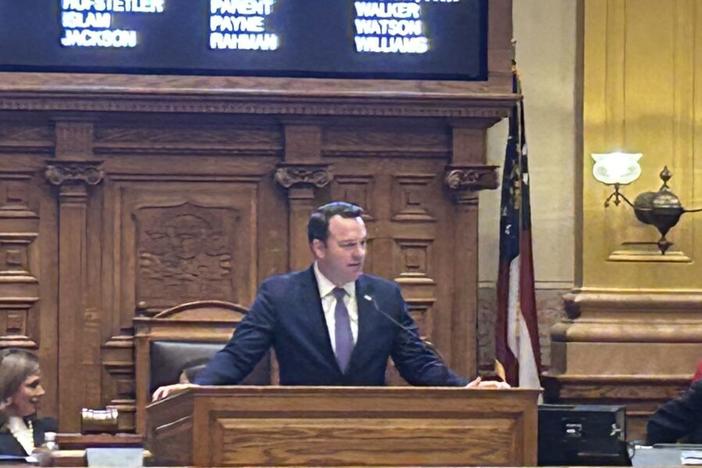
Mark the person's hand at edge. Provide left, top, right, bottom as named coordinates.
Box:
left=152, top=383, right=197, bottom=402
left=465, top=376, right=511, bottom=389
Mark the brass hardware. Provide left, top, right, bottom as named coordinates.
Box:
left=604, top=167, right=702, bottom=254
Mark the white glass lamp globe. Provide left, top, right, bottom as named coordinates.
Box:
left=591, top=152, right=642, bottom=185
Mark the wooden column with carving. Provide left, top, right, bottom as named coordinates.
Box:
left=275, top=124, right=331, bottom=271
left=445, top=125, right=498, bottom=377
left=46, top=120, right=104, bottom=431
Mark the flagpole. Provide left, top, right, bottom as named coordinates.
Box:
left=495, top=39, right=542, bottom=391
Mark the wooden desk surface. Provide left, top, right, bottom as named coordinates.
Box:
left=55, top=433, right=143, bottom=450
left=48, top=434, right=145, bottom=467
left=51, top=449, right=86, bottom=467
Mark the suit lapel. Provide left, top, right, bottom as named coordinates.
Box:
left=297, top=267, right=338, bottom=368
left=0, top=430, right=28, bottom=456
left=350, top=275, right=376, bottom=368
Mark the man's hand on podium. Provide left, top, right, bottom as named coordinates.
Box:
left=152, top=383, right=198, bottom=402
left=151, top=378, right=510, bottom=401
left=466, top=376, right=511, bottom=389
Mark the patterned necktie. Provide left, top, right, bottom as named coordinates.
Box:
left=333, top=287, right=353, bottom=373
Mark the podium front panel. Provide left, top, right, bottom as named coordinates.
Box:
left=147, top=386, right=539, bottom=467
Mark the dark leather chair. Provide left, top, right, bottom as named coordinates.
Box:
left=133, top=300, right=271, bottom=434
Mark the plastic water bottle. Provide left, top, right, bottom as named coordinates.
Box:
left=42, top=432, right=58, bottom=451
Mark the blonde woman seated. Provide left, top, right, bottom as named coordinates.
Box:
left=0, top=349, right=56, bottom=456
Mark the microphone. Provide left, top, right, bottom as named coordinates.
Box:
left=362, top=293, right=444, bottom=359
left=363, top=294, right=417, bottom=337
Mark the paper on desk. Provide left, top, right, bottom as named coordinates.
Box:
left=681, top=450, right=702, bottom=465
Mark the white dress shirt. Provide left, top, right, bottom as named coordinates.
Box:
left=313, top=262, right=359, bottom=355
left=7, top=416, right=33, bottom=455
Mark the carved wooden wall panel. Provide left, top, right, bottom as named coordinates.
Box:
left=100, top=176, right=285, bottom=429
left=95, top=119, right=287, bottom=431
left=0, top=119, right=60, bottom=423
left=0, top=109, right=505, bottom=432
left=0, top=0, right=517, bottom=434
left=0, top=172, right=40, bottom=349
left=135, top=203, right=237, bottom=306
left=116, top=185, right=259, bottom=315
left=322, top=120, right=458, bottom=373
left=0, top=122, right=53, bottom=156
left=0, top=0, right=515, bottom=425
left=93, top=120, right=282, bottom=157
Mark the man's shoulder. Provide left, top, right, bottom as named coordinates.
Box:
left=260, top=268, right=314, bottom=291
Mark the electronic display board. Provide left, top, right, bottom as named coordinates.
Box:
left=0, top=0, right=488, bottom=80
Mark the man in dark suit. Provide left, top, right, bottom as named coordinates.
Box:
left=153, top=202, right=505, bottom=400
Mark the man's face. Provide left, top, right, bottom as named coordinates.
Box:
left=312, top=215, right=367, bottom=286
left=7, top=372, right=45, bottom=418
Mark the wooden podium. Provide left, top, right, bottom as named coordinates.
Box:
left=146, top=386, right=539, bottom=467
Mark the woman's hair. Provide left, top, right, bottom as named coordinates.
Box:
left=0, top=348, right=40, bottom=404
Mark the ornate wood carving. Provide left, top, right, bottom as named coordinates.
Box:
left=405, top=299, right=435, bottom=339
left=444, top=165, right=499, bottom=193
left=395, top=239, right=434, bottom=281
left=278, top=124, right=324, bottom=271
left=0, top=233, right=36, bottom=276
left=108, top=178, right=262, bottom=332
left=391, top=175, right=437, bottom=222
left=45, top=121, right=106, bottom=429
left=134, top=202, right=238, bottom=311
left=393, top=237, right=438, bottom=361
left=0, top=301, right=38, bottom=349
left=330, top=176, right=375, bottom=220
left=0, top=90, right=514, bottom=120
left=93, top=124, right=282, bottom=157
left=0, top=233, right=38, bottom=289
left=45, top=160, right=104, bottom=187
left=0, top=123, right=53, bottom=154
left=322, top=126, right=450, bottom=159
left=0, top=173, right=39, bottom=217
left=54, top=121, right=94, bottom=159
left=274, top=163, right=332, bottom=189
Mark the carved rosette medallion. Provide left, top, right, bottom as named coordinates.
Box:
left=274, top=164, right=332, bottom=189
left=44, top=160, right=104, bottom=186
